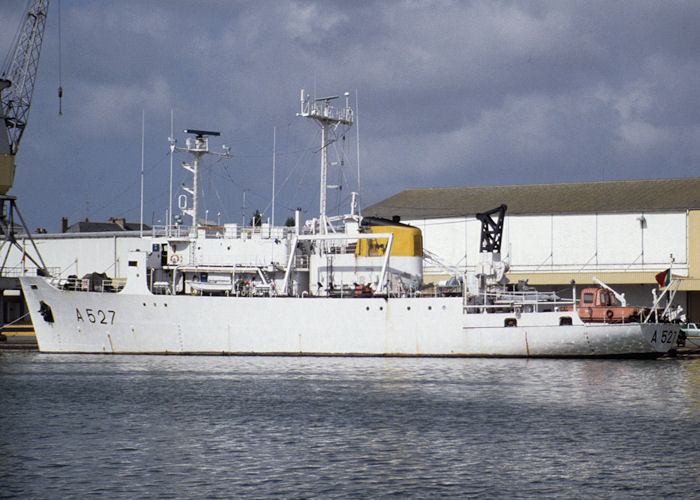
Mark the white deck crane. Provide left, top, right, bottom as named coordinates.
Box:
left=0, top=0, right=49, bottom=195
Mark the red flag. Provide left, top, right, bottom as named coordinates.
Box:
left=655, top=269, right=671, bottom=288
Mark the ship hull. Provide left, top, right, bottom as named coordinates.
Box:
left=21, top=277, right=679, bottom=357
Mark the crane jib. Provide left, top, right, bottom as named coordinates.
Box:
left=0, top=0, right=49, bottom=194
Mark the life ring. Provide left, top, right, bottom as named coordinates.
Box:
left=170, top=254, right=181, bottom=265
left=606, top=309, right=614, bottom=320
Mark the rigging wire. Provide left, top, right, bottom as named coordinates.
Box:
left=57, top=0, right=63, bottom=115
left=208, top=131, right=318, bottom=217
left=264, top=145, right=314, bottom=215
left=88, top=149, right=170, bottom=216
left=210, top=179, right=230, bottom=225
left=225, top=145, right=316, bottom=160
left=179, top=118, right=360, bottom=225
left=201, top=156, right=232, bottom=225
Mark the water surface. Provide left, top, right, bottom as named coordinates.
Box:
left=1, top=353, right=699, bottom=498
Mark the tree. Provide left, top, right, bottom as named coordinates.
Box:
left=284, top=216, right=295, bottom=227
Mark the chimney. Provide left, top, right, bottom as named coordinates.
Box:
left=61, top=217, right=68, bottom=233
left=109, top=217, right=126, bottom=230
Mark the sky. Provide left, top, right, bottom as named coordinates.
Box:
left=1, top=0, right=698, bottom=232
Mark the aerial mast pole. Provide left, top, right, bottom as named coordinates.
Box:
left=168, top=110, right=175, bottom=236
left=297, top=89, right=353, bottom=234
left=271, top=126, right=276, bottom=227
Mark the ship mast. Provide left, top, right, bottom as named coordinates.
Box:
left=298, top=89, right=353, bottom=234
left=172, top=129, right=230, bottom=233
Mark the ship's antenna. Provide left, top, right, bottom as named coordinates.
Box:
left=355, top=89, right=361, bottom=214
left=168, top=109, right=175, bottom=236
left=297, top=89, right=353, bottom=234
left=140, top=109, right=145, bottom=237
left=241, top=189, right=249, bottom=227
left=272, top=126, right=276, bottom=227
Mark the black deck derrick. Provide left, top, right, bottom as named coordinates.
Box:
left=476, top=204, right=507, bottom=253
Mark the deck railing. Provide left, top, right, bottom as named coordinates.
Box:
left=463, top=290, right=574, bottom=314
left=1, top=266, right=61, bottom=278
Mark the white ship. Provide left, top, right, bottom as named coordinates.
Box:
left=20, top=91, right=682, bottom=357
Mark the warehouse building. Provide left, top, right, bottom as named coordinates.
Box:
left=4, top=177, right=700, bottom=327
left=364, top=177, right=700, bottom=322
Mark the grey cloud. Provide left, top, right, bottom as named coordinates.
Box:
left=2, top=0, right=697, bottom=230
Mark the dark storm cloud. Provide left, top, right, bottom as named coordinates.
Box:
left=1, top=0, right=697, bottom=230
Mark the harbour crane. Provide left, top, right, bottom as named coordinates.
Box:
left=0, top=0, right=49, bottom=195
left=0, top=0, right=50, bottom=276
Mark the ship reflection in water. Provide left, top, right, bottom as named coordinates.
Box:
left=1, top=353, right=698, bottom=497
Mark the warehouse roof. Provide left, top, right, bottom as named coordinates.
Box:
left=364, top=177, right=700, bottom=220
left=64, top=220, right=150, bottom=233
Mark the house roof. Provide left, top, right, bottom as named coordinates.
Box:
left=363, top=177, right=700, bottom=220
left=64, top=221, right=150, bottom=233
